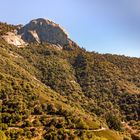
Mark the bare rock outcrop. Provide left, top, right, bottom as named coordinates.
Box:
left=2, top=32, right=26, bottom=47
left=1, top=18, right=79, bottom=49
left=18, top=18, right=70, bottom=46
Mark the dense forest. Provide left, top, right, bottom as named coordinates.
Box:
left=0, top=22, right=140, bottom=140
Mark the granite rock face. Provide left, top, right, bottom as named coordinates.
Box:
left=2, top=32, right=26, bottom=47
left=18, top=18, right=70, bottom=46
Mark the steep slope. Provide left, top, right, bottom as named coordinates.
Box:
left=0, top=39, right=108, bottom=140
left=0, top=21, right=140, bottom=140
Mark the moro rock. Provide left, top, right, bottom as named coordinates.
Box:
left=18, top=18, right=70, bottom=46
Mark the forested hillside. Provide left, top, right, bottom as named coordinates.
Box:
left=0, top=22, right=140, bottom=140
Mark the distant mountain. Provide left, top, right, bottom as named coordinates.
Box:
left=0, top=19, right=140, bottom=140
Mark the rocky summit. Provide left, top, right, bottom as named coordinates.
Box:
left=17, top=18, right=70, bottom=46
left=2, top=18, right=77, bottom=48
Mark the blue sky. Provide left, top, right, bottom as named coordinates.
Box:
left=0, top=0, right=140, bottom=57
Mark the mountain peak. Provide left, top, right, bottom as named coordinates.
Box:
left=17, top=18, right=70, bottom=46
left=1, top=18, right=78, bottom=49
left=29, top=18, right=68, bottom=35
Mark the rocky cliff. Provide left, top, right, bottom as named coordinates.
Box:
left=2, top=18, right=78, bottom=48
left=18, top=18, right=70, bottom=46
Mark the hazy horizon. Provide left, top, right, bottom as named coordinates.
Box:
left=0, top=0, right=140, bottom=57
